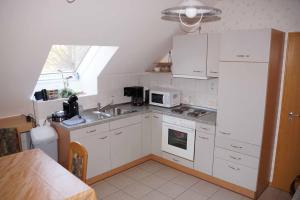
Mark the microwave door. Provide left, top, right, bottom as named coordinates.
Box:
left=151, top=93, right=164, bottom=104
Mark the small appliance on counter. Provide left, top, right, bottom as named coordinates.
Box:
left=51, top=95, right=79, bottom=122
left=149, top=87, right=181, bottom=108
left=124, top=86, right=145, bottom=106
left=51, top=110, right=67, bottom=122
left=63, top=95, right=79, bottom=119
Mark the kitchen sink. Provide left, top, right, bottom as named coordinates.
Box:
left=93, top=107, right=137, bottom=117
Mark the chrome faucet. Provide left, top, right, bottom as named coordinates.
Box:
left=97, top=101, right=113, bottom=112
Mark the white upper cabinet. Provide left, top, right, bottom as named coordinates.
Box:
left=172, top=34, right=208, bottom=79
left=216, top=62, right=268, bottom=145
left=220, top=29, right=271, bottom=62
left=207, top=33, right=221, bottom=77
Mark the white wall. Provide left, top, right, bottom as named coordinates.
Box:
left=0, top=0, right=181, bottom=118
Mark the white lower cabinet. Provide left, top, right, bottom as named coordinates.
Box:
left=214, top=147, right=259, bottom=169
left=142, top=113, right=152, bottom=156
left=194, top=131, right=215, bottom=175
left=71, top=131, right=111, bottom=179
left=151, top=113, right=163, bottom=156
left=213, top=158, right=258, bottom=191
left=110, top=123, right=142, bottom=168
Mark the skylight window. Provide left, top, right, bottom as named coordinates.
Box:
left=33, top=45, right=118, bottom=100
left=41, top=45, right=90, bottom=74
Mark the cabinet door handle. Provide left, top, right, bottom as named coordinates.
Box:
left=230, top=155, right=242, bottom=160
left=198, top=136, right=209, bottom=140
left=199, top=127, right=209, bottom=131
left=99, top=136, right=108, bottom=140
left=230, top=144, right=243, bottom=149
left=153, top=116, right=159, bottom=119
left=144, top=116, right=150, bottom=119
left=228, top=165, right=240, bottom=171
left=86, top=129, right=96, bottom=133
left=172, top=158, right=179, bottom=162
left=219, top=131, right=231, bottom=135
left=236, top=54, right=250, bottom=58
left=115, top=132, right=122, bottom=135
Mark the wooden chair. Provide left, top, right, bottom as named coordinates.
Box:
left=0, top=128, right=20, bottom=157
left=67, top=141, right=88, bottom=182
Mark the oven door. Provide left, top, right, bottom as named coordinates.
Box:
left=162, top=122, right=195, bottom=161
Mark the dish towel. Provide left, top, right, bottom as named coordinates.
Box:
left=62, top=115, right=86, bottom=126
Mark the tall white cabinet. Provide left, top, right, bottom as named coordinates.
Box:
left=214, top=29, right=285, bottom=197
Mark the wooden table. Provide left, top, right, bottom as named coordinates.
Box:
left=0, top=149, right=97, bottom=200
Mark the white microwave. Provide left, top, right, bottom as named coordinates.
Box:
left=149, top=88, right=181, bottom=108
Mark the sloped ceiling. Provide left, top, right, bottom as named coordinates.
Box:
left=0, top=0, right=185, bottom=117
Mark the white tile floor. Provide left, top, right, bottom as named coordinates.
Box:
left=92, top=160, right=291, bottom=200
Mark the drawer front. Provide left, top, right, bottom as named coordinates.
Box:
left=70, top=123, right=110, bottom=140
left=196, top=123, right=215, bottom=134
left=110, top=115, right=142, bottom=130
left=216, top=135, right=261, bottom=158
left=162, top=152, right=194, bottom=169
left=213, top=158, right=258, bottom=191
left=214, top=147, right=259, bottom=169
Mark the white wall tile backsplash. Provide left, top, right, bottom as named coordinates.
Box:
left=140, top=74, right=218, bottom=109
left=97, top=73, right=141, bottom=105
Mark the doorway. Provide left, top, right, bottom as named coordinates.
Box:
left=272, top=32, right=300, bottom=192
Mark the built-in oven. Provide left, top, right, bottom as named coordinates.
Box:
left=162, top=115, right=196, bottom=161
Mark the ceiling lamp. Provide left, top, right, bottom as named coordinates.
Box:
left=161, top=0, right=221, bottom=31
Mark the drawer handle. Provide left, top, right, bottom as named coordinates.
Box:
left=230, top=155, right=242, bottom=160
left=220, top=131, right=231, bottom=135
left=153, top=116, right=159, bottom=119
left=209, top=71, right=218, bottom=74
left=228, top=165, right=240, bottom=171
left=172, top=158, right=179, bottom=162
left=144, top=116, right=150, bottom=119
left=230, top=144, right=243, bottom=149
left=199, top=127, right=209, bottom=131
left=198, top=136, right=209, bottom=140
left=99, top=136, right=108, bottom=140
left=236, top=54, right=250, bottom=58
left=86, top=129, right=96, bottom=133
left=193, top=70, right=203, bottom=73
left=115, top=132, right=122, bottom=135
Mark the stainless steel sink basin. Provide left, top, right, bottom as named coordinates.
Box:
left=94, top=107, right=137, bottom=116
left=79, top=107, right=138, bottom=124
left=92, top=111, right=113, bottom=118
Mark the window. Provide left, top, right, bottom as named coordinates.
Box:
left=33, top=45, right=118, bottom=99
left=42, top=45, right=90, bottom=74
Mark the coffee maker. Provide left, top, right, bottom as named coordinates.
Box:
left=63, top=95, right=79, bottom=119
left=124, top=86, right=144, bottom=106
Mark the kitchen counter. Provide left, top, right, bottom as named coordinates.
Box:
left=57, top=103, right=217, bottom=131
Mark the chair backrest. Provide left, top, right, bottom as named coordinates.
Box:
left=0, top=128, right=20, bottom=157
left=67, top=141, right=88, bottom=182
